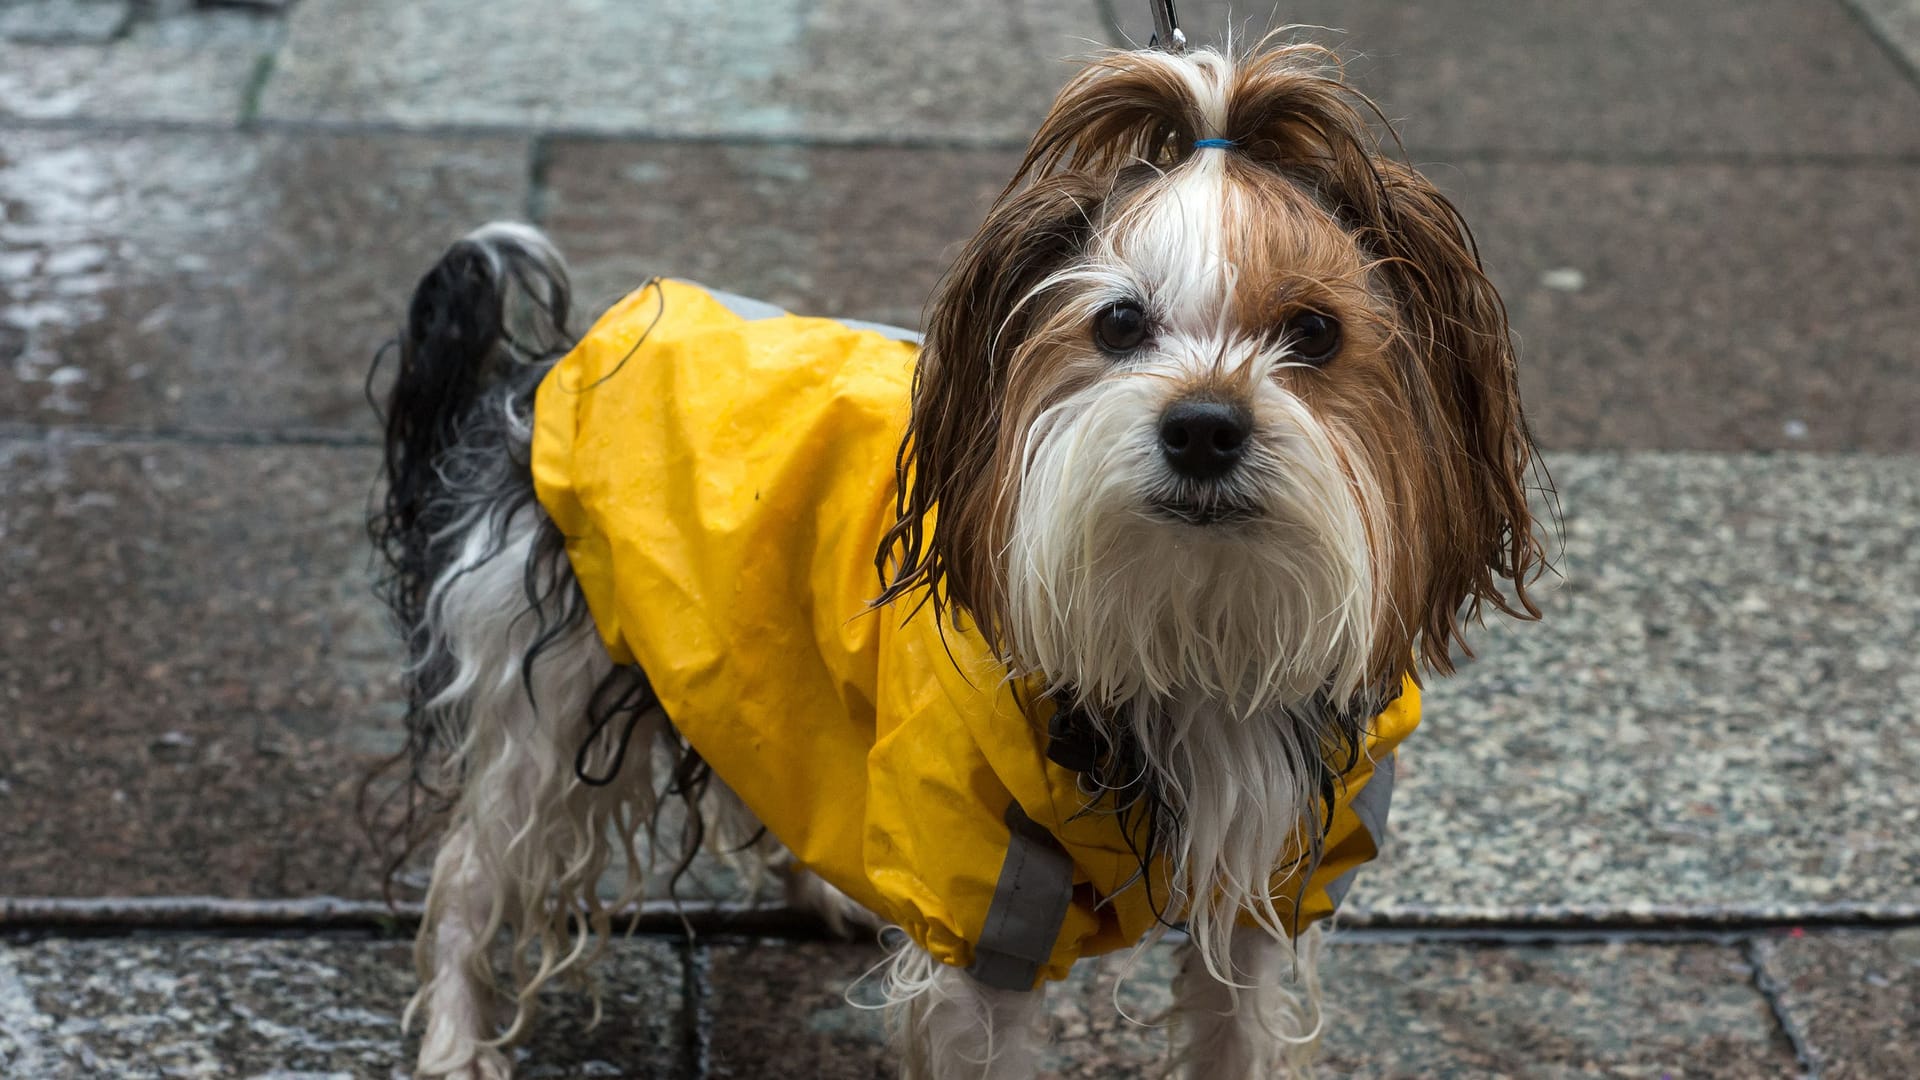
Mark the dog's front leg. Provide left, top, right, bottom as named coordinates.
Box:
left=894, top=953, right=1047, bottom=1080
left=1171, top=923, right=1325, bottom=1079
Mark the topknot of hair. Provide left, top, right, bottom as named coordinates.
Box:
left=1011, top=36, right=1393, bottom=190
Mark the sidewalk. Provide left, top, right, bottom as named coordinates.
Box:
left=3, top=1, right=1919, bottom=1076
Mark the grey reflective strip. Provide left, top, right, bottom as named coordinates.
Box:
left=966, top=802, right=1075, bottom=991
left=836, top=318, right=923, bottom=344
left=691, top=281, right=922, bottom=342
left=697, top=283, right=789, bottom=322
left=1322, top=752, right=1397, bottom=910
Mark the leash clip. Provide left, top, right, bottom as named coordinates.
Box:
left=1148, top=0, right=1187, bottom=53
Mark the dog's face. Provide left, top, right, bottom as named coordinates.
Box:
left=883, top=45, right=1543, bottom=713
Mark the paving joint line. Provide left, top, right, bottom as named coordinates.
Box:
left=1744, top=937, right=1821, bottom=1079
left=7, top=896, right=1919, bottom=943
left=4, top=114, right=1920, bottom=168
left=0, top=423, right=378, bottom=449
left=526, top=132, right=555, bottom=226
left=5, top=426, right=1919, bottom=462
left=679, top=938, right=712, bottom=1079
left=237, top=50, right=278, bottom=129
left=0, top=113, right=1026, bottom=151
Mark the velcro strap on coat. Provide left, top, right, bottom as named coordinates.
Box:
left=966, top=802, right=1074, bottom=991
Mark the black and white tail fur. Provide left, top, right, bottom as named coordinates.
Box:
left=372, top=224, right=1323, bottom=1080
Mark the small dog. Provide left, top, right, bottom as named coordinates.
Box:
left=371, top=39, right=1544, bottom=1080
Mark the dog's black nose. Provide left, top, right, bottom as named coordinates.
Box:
left=1158, top=400, right=1251, bottom=480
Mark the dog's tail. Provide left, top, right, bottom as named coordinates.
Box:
left=371, top=221, right=575, bottom=636
left=363, top=222, right=578, bottom=895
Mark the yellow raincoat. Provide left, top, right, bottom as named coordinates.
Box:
left=531, top=280, right=1419, bottom=987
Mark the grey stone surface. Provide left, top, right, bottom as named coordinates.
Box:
left=259, top=0, right=1105, bottom=141
left=0, top=6, right=278, bottom=122
left=0, top=431, right=766, bottom=904
left=1446, top=161, right=1920, bottom=452
left=0, top=129, right=529, bottom=433
left=0, top=436, right=400, bottom=899
left=1850, top=0, right=1920, bottom=76
left=1100, top=0, right=1387, bottom=80
left=703, top=936, right=1795, bottom=1077
left=704, top=940, right=890, bottom=1079
left=1374, top=0, right=1920, bottom=156
left=0, top=935, right=686, bottom=1078
left=542, top=140, right=1020, bottom=329
left=1351, top=453, right=1920, bottom=922
left=703, top=938, right=1183, bottom=1078
left=1117, top=1, right=1920, bottom=155
left=0, top=1, right=133, bottom=45
left=1319, top=937, right=1797, bottom=1078
left=1758, top=928, right=1920, bottom=1079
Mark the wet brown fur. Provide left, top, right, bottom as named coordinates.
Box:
left=877, top=38, right=1547, bottom=686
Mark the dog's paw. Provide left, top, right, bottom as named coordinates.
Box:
left=418, top=1040, right=512, bottom=1080
left=416, top=1022, right=514, bottom=1076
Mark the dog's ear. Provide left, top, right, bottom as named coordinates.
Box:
left=1214, top=47, right=1547, bottom=671
left=1363, top=158, right=1546, bottom=672
left=876, top=174, right=1107, bottom=640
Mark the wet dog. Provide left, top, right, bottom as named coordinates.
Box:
left=371, top=39, right=1545, bottom=1080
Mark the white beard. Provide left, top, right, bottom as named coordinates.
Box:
left=1004, top=367, right=1378, bottom=716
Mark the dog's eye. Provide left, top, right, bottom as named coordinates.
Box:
left=1093, top=301, right=1149, bottom=354
left=1284, top=311, right=1342, bottom=364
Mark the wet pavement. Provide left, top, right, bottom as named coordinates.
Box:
left=4, top=1, right=1919, bottom=1077
left=0, top=931, right=1822, bottom=1079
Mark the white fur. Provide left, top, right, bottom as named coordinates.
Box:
left=882, top=942, right=1050, bottom=1080
left=1173, top=923, right=1326, bottom=1079
left=1007, top=373, right=1376, bottom=712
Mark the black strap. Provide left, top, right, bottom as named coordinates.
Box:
left=1045, top=703, right=1103, bottom=773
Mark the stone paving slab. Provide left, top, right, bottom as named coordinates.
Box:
left=0, top=5, right=280, bottom=123
left=1355, top=453, right=1920, bottom=923
left=0, top=934, right=686, bottom=1078
left=541, top=144, right=1920, bottom=452
left=0, top=128, right=529, bottom=434
left=705, top=935, right=1797, bottom=1078
left=258, top=0, right=1106, bottom=142
left=1757, top=927, right=1920, bottom=1079
left=1443, top=160, right=1920, bottom=453
left=0, top=431, right=763, bottom=905
left=541, top=139, right=1021, bottom=330
left=0, top=436, right=399, bottom=899
left=1121, top=0, right=1920, bottom=156
left=5, top=446, right=1918, bottom=923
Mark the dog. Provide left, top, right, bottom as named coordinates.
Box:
left=369, top=38, right=1545, bottom=1080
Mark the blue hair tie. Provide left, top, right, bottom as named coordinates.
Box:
left=1193, top=138, right=1234, bottom=150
